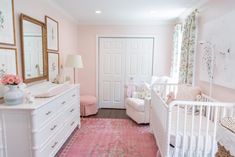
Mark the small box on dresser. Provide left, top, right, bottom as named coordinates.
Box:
left=0, top=85, right=80, bottom=157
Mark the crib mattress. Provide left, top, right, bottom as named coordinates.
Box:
left=170, top=107, right=215, bottom=153
left=217, top=122, right=235, bottom=156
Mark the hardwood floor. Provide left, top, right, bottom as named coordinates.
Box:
left=88, top=108, right=130, bottom=119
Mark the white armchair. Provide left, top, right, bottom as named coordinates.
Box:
left=125, top=76, right=169, bottom=124
left=125, top=82, right=151, bottom=124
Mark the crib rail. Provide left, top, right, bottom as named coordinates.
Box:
left=150, top=84, right=235, bottom=157
left=168, top=101, right=235, bottom=157
left=152, top=83, right=179, bottom=100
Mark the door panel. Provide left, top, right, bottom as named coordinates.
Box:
left=99, top=37, right=154, bottom=108
left=103, top=81, right=112, bottom=101
left=114, top=81, right=121, bottom=102
left=99, top=38, right=125, bottom=108
left=125, top=38, right=153, bottom=83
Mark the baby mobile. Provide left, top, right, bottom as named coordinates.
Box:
left=201, top=41, right=216, bottom=96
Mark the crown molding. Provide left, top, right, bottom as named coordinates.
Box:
left=42, top=0, right=79, bottom=25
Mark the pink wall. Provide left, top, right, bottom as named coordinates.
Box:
left=196, top=0, right=235, bottom=101
left=0, top=0, right=79, bottom=82
left=77, top=25, right=174, bottom=95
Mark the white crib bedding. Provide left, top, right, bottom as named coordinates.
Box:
left=217, top=123, right=235, bottom=156
left=170, top=107, right=215, bottom=153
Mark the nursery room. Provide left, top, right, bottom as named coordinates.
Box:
left=0, top=0, right=235, bottom=156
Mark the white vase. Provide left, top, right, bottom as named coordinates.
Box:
left=4, top=85, right=24, bottom=105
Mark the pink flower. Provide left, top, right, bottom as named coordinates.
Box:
left=0, top=74, right=22, bottom=85
left=7, top=76, right=15, bottom=84
left=0, top=78, right=5, bottom=84
left=15, top=77, right=21, bottom=84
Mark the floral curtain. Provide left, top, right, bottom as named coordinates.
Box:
left=179, top=11, right=197, bottom=84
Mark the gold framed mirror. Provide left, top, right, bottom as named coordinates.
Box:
left=20, top=14, right=48, bottom=83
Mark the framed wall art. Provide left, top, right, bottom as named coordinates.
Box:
left=48, top=52, right=59, bottom=82
left=45, top=16, right=59, bottom=51
left=0, top=47, right=18, bottom=98
left=0, top=0, right=16, bottom=45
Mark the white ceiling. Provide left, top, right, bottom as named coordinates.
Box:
left=50, top=0, right=205, bottom=25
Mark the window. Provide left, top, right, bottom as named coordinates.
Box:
left=170, top=24, right=183, bottom=83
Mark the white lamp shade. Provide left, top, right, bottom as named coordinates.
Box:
left=65, top=54, right=84, bottom=68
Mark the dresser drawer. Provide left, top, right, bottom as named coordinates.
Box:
left=37, top=128, right=64, bottom=157
left=34, top=111, right=64, bottom=147
left=38, top=115, right=79, bottom=157
left=34, top=101, right=79, bottom=147
left=63, top=113, right=79, bottom=141
left=64, top=102, right=79, bottom=119
left=33, top=88, right=78, bottom=129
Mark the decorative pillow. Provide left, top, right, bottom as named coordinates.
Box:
left=133, top=82, right=151, bottom=99
left=176, top=85, right=201, bottom=101
left=173, top=85, right=202, bottom=115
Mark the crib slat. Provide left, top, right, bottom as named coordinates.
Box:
left=222, top=107, right=226, bottom=118
left=163, top=84, right=167, bottom=99
left=151, top=83, right=235, bottom=157
left=229, top=108, right=233, bottom=117
left=212, top=106, right=218, bottom=156
left=174, top=105, right=180, bottom=157
left=167, top=105, right=173, bottom=157
left=172, top=85, right=175, bottom=94
left=232, top=108, right=235, bottom=117
left=196, top=105, right=203, bottom=156
left=182, top=105, right=187, bottom=156
left=189, top=106, right=195, bottom=157
left=204, top=106, right=211, bottom=157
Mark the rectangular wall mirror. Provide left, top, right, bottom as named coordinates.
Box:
left=20, top=14, right=48, bottom=83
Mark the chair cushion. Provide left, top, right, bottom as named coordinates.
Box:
left=133, top=82, right=151, bottom=99
left=126, top=98, right=145, bottom=112
left=80, top=95, right=96, bottom=105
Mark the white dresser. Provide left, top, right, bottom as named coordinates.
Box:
left=0, top=84, right=80, bottom=157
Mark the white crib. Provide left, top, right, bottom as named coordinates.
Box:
left=150, top=83, right=235, bottom=157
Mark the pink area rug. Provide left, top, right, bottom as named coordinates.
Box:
left=57, top=118, right=157, bottom=157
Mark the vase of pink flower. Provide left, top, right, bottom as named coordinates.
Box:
left=0, top=74, right=24, bottom=105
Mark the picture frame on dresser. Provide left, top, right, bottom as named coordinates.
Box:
left=48, top=52, right=60, bottom=83
left=0, top=47, right=18, bottom=98
left=45, top=16, right=59, bottom=51
left=0, top=0, right=16, bottom=45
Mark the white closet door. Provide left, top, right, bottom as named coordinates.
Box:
left=99, top=37, right=154, bottom=108
left=125, top=38, right=153, bottom=83
left=99, top=38, right=126, bottom=108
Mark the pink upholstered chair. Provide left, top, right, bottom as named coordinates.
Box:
left=80, top=96, right=98, bottom=116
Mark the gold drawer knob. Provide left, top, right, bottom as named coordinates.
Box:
left=50, top=125, right=57, bottom=131
left=71, top=121, right=75, bottom=126
left=45, top=111, right=52, bottom=115
left=51, top=142, right=58, bottom=148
